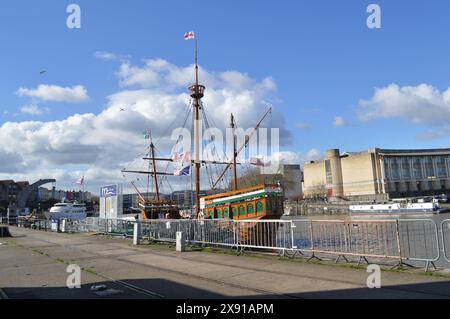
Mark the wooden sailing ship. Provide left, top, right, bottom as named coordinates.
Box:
left=122, top=34, right=284, bottom=222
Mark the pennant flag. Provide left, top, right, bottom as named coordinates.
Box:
left=75, top=176, right=84, bottom=185
left=184, top=31, right=195, bottom=40
left=172, top=151, right=191, bottom=163
left=174, top=165, right=191, bottom=176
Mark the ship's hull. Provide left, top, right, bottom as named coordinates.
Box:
left=139, top=201, right=180, bottom=220
left=44, top=211, right=87, bottom=220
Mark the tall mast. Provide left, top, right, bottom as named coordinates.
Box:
left=213, top=107, right=272, bottom=189
left=150, top=142, right=161, bottom=202
left=188, top=38, right=205, bottom=217
left=231, top=114, right=238, bottom=191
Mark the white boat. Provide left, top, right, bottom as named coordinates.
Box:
left=349, top=202, right=443, bottom=216
left=45, top=202, right=87, bottom=220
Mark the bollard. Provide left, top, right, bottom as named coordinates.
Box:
left=133, top=221, right=141, bottom=246
left=176, top=231, right=186, bottom=252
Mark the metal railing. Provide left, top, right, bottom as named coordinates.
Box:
left=3, top=215, right=447, bottom=270
left=290, top=219, right=440, bottom=269
left=397, top=219, right=440, bottom=267
left=442, top=219, right=450, bottom=263
left=1, top=217, right=53, bottom=231
left=291, top=220, right=401, bottom=261
left=139, top=219, right=293, bottom=253
left=235, top=220, right=292, bottom=252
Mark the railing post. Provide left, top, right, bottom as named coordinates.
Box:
left=133, top=221, right=141, bottom=245
left=176, top=231, right=186, bottom=252
left=309, top=220, right=314, bottom=251
left=395, top=220, right=403, bottom=266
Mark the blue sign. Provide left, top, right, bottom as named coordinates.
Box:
left=100, top=185, right=117, bottom=198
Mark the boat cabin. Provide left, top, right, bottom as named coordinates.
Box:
left=200, top=184, right=284, bottom=220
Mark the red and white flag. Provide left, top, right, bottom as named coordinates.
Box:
left=172, top=151, right=191, bottom=164
left=184, top=31, right=195, bottom=40
left=75, top=176, right=84, bottom=185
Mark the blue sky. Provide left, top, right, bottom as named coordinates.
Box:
left=0, top=0, right=449, bottom=191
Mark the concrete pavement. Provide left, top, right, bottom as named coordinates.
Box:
left=1, top=227, right=450, bottom=299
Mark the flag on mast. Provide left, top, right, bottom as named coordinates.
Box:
left=174, top=165, right=191, bottom=176
left=172, top=151, right=191, bottom=164
left=75, top=176, right=84, bottom=185
left=184, top=31, right=195, bottom=40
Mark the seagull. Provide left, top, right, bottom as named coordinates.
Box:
left=120, top=107, right=126, bottom=112
left=39, top=70, right=47, bottom=75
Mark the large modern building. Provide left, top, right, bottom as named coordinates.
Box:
left=304, top=148, right=450, bottom=201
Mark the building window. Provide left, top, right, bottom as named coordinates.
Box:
left=390, top=157, right=400, bottom=180
left=216, top=209, right=222, bottom=219
left=232, top=207, right=237, bottom=217
left=424, top=156, right=434, bottom=178
left=384, top=160, right=391, bottom=180
left=412, top=158, right=423, bottom=179
left=247, top=204, right=254, bottom=214
left=401, top=158, right=411, bottom=180
left=436, top=156, right=447, bottom=178
left=224, top=208, right=229, bottom=218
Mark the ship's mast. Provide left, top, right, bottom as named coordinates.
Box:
left=213, top=107, right=272, bottom=189
left=188, top=38, right=205, bottom=217
left=230, top=114, right=238, bottom=191
left=150, top=142, right=161, bottom=202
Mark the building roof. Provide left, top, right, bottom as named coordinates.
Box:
left=377, top=148, right=450, bottom=156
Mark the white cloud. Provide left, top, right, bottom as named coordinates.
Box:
left=296, top=122, right=311, bottom=130
left=332, top=116, right=346, bottom=128
left=16, top=84, right=89, bottom=103
left=1, top=58, right=293, bottom=193
left=20, top=104, right=49, bottom=115
left=94, top=51, right=130, bottom=62
left=358, top=84, right=450, bottom=124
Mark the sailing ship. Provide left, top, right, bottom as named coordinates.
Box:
left=122, top=34, right=284, bottom=222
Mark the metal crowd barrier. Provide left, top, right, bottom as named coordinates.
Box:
left=291, top=220, right=401, bottom=262
left=3, top=215, right=446, bottom=270
left=397, top=219, right=440, bottom=269
left=94, top=219, right=134, bottom=237
left=290, top=219, right=440, bottom=270
left=235, top=220, right=292, bottom=252
left=442, top=219, right=450, bottom=263
left=139, top=219, right=292, bottom=253
left=194, top=220, right=238, bottom=248
left=140, top=219, right=187, bottom=243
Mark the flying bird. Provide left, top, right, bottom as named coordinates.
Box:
left=120, top=108, right=125, bottom=112
left=39, top=70, right=47, bottom=75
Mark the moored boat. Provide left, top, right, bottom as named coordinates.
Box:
left=349, top=202, right=442, bottom=216
left=45, top=202, right=87, bottom=220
